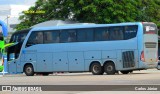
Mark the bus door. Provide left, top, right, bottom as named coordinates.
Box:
left=8, top=53, right=17, bottom=73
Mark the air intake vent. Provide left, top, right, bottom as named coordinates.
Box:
left=145, top=42, right=156, bottom=48
left=122, top=51, right=135, bottom=68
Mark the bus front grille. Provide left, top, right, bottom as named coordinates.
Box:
left=122, top=51, right=135, bottom=68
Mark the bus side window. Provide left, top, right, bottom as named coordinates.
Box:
left=60, top=29, right=76, bottom=43
left=124, top=25, right=138, bottom=40
left=109, top=27, right=124, bottom=40
left=68, top=30, right=76, bottom=42
left=60, top=30, right=69, bottom=43
left=36, top=32, right=43, bottom=44
left=95, top=28, right=109, bottom=41
left=77, top=29, right=94, bottom=42
left=44, top=31, right=60, bottom=43
left=102, top=30, right=109, bottom=41
left=44, top=31, right=53, bottom=43
left=26, top=32, right=42, bottom=47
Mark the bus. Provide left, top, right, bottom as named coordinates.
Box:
left=0, top=20, right=8, bottom=72
left=8, top=22, right=158, bottom=76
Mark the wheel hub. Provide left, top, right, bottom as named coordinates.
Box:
left=93, top=65, right=100, bottom=73
left=26, top=67, right=32, bottom=73
left=107, top=65, right=113, bottom=72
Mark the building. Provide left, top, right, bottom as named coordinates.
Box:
left=0, top=0, right=36, bottom=32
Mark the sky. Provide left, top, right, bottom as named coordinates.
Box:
left=0, top=0, right=37, bottom=5
left=0, top=0, right=37, bottom=32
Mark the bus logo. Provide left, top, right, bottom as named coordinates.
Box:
left=2, top=86, right=11, bottom=91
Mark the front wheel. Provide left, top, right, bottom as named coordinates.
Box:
left=24, top=65, right=34, bottom=76
left=104, top=62, right=116, bottom=75
left=90, top=63, right=104, bottom=75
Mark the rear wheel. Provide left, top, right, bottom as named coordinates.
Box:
left=90, top=63, right=104, bottom=75
left=104, top=62, right=116, bottom=75
left=24, top=64, right=34, bottom=76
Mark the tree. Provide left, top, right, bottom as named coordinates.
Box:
left=15, top=0, right=160, bottom=32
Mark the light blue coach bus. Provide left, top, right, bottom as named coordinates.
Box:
left=8, top=22, right=158, bottom=76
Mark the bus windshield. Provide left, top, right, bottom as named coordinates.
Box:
left=9, top=29, right=31, bottom=43
left=143, top=23, right=158, bottom=34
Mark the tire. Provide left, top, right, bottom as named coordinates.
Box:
left=24, top=64, right=34, bottom=76
left=104, top=62, right=116, bottom=75
left=90, top=63, right=104, bottom=75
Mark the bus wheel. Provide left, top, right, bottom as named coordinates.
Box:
left=91, top=63, right=104, bottom=75
left=120, top=71, right=130, bottom=74
left=104, top=62, right=116, bottom=75
left=24, top=64, right=34, bottom=76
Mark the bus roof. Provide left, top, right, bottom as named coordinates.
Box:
left=31, top=22, right=143, bottom=31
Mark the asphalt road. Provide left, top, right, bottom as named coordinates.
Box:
left=1, top=69, right=160, bottom=94
left=1, top=69, right=160, bottom=85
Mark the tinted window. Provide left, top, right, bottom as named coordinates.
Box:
left=68, top=30, right=76, bottom=42
left=109, top=27, right=124, bottom=40
left=143, top=23, right=157, bottom=34
left=77, top=29, right=94, bottom=42
left=44, top=31, right=60, bottom=43
left=60, top=30, right=69, bottom=43
left=26, top=31, right=43, bottom=47
left=60, top=30, right=76, bottom=43
left=10, top=33, right=27, bottom=42
left=20, top=33, right=27, bottom=42
left=95, top=28, right=109, bottom=41
left=124, top=25, right=138, bottom=40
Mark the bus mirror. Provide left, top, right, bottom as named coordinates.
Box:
left=9, top=53, right=15, bottom=61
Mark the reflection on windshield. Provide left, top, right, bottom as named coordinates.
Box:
left=10, top=33, right=27, bottom=43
